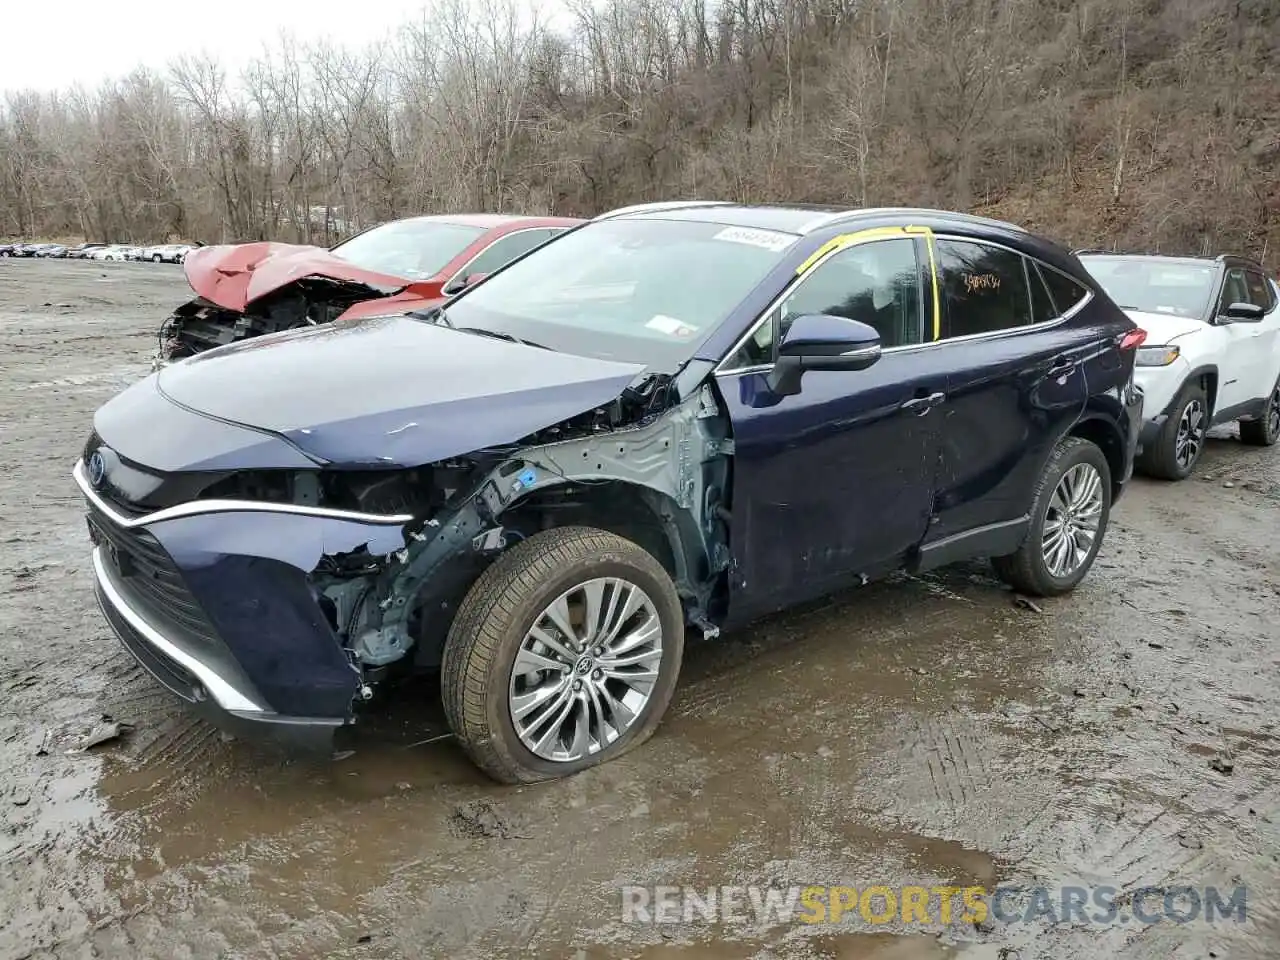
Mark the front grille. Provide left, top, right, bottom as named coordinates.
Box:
left=87, top=504, right=221, bottom=648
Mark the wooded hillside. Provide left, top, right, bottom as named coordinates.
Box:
left=2, top=0, right=1277, bottom=265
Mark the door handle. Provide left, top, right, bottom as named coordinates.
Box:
left=1047, top=355, right=1077, bottom=378
left=900, top=392, right=945, bottom=415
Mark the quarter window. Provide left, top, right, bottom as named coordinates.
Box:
left=1039, top=264, right=1090, bottom=317
left=935, top=239, right=1032, bottom=338
left=1029, top=263, right=1058, bottom=324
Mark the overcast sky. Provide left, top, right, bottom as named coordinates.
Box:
left=2, top=0, right=462, bottom=93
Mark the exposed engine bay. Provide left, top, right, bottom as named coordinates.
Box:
left=158, top=280, right=389, bottom=362
left=177, top=381, right=732, bottom=699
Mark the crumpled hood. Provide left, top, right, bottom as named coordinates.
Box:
left=184, top=242, right=413, bottom=312
left=1121, top=309, right=1206, bottom=345
left=154, top=314, right=646, bottom=467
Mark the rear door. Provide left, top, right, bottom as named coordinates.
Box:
left=921, top=237, right=1094, bottom=548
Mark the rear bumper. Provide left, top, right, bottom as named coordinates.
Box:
left=1117, top=381, right=1145, bottom=497
left=92, top=546, right=342, bottom=753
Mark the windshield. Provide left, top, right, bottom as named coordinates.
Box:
left=330, top=219, right=486, bottom=279
left=1080, top=256, right=1217, bottom=319
left=437, top=218, right=797, bottom=370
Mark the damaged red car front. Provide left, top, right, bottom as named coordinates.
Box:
left=155, top=213, right=582, bottom=367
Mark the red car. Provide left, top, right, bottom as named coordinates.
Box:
left=156, top=214, right=582, bottom=365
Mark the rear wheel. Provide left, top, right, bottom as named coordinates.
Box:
left=1239, top=378, right=1280, bottom=446
left=1137, top=379, right=1208, bottom=480
left=993, top=436, right=1112, bottom=597
left=441, top=526, right=685, bottom=784
left=152, top=254, right=162, bottom=263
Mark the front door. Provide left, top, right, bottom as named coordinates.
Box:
left=714, top=234, right=946, bottom=624
left=1214, top=267, right=1262, bottom=412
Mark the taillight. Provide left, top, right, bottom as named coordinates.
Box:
left=1119, top=328, right=1147, bottom=351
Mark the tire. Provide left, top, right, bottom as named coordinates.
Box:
left=152, top=254, right=162, bottom=263
left=992, top=436, right=1112, bottom=598
left=441, top=526, right=685, bottom=784
left=1136, top=379, right=1208, bottom=480
left=1239, top=377, right=1280, bottom=446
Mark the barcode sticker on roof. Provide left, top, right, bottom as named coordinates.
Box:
left=713, top=227, right=795, bottom=252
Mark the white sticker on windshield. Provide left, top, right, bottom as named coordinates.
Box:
left=712, top=226, right=795, bottom=252
left=647, top=314, right=699, bottom=338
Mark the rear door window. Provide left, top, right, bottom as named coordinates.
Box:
left=935, top=239, right=1032, bottom=339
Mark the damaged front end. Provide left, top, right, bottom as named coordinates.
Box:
left=77, top=363, right=733, bottom=752
left=157, top=279, right=406, bottom=367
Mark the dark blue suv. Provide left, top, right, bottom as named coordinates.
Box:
left=75, top=203, right=1145, bottom=783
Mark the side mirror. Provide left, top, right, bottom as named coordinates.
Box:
left=767, top=314, right=882, bottom=397
left=442, top=272, right=488, bottom=296
left=1222, top=301, right=1264, bottom=322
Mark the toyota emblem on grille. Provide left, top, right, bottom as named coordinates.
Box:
left=87, top=450, right=107, bottom=488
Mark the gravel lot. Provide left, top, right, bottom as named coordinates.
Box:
left=1, top=258, right=1278, bottom=960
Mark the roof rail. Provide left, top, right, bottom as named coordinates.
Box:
left=591, top=200, right=732, bottom=221
left=1071, top=248, right=1113, bottom=256
left=1214, top=253, right=1262, bottom=266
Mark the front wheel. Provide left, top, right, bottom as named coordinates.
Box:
left=993, top=436, right=1112, bottom=597
left=1239, top=378, right=1280, bottom=446
left=441, top=526, right=685, bottom=784
left=1137, top=379, right=1208, bottom=480
left=152, top=254, right=162, bottom=263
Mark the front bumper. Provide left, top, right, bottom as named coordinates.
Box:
left=92, top=547, right=342, bottom=752
left=74, top=458, right=385, bottom=754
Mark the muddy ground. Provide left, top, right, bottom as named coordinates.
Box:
left=0, top=257, right=1277, bottom=960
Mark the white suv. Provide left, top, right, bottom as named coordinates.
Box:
left=1079, top=253, right=1280, bottom=479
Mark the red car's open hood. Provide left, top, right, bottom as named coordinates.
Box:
left=184, top=242, right=420, bottom=312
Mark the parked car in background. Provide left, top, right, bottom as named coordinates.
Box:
left=144, top=244, right=193, bottom=263
left=16, top=243, right=47, bottom=257
left=0, top=243, right=16, bottom=257
left=78, top=203, right=1144, bottom=782
left=156, top=214, right=582, bottom=365
left=38, top=244, right=68, bottom=258
left=1078, top=252, right=1280, bottom=479
left=94, top=245, right=131, bottom=261
left=65, top=243, right=107, bottom=259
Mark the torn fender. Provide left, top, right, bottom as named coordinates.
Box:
left=184, top=241, right=431, bottom=312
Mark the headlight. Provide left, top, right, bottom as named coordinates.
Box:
left=1135, top=345, right=1180, bottom=367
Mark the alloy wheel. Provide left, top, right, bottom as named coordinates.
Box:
left=1041, top=462, right=1105, bottom=578
left=1174, top=398, right=1206, bottom=469
left=508, top=577, right=663, bottom=763
left=1268, top=387, right=1280, bottom=438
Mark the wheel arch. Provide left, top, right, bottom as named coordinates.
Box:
left=1067, top=415, right=1126, bottom=500
left=1181, top=364, right=1218, bottom=418
left=407, top=479, right=716, bottom=670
